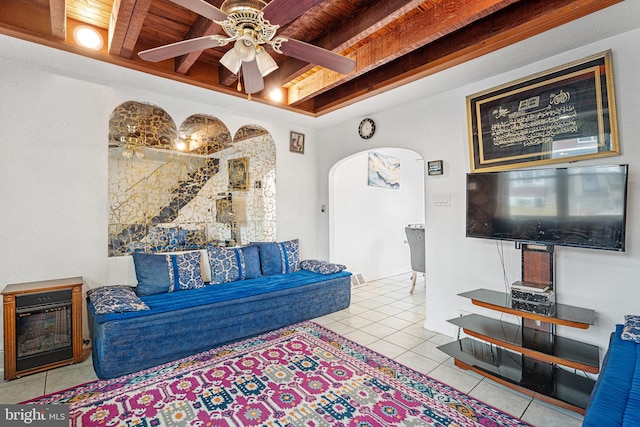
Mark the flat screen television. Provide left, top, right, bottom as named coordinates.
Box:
left=466, top=164, right=628, bottom=251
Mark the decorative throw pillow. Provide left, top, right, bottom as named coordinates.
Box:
left=300, top=259, right=347, bottom=275
left=280, top=239, right=300, bottom=274
left=255, top=239, right=300, bottom=276
left=132, top=252, right=172, bottom=296
left=88, top=285, right=150, bottom=314
left=132, top=251, right=205, bottom=295
left=621, top=315, right=640, bottom=343
left=167, top=251, right=206, bottom=292
left=239, top=245, right=262, bottom=279
left=207, top=245, right=262, bottom=284
left=255, top=242, right=283, bottom=276
left=208, top=246, right=242, bottom=285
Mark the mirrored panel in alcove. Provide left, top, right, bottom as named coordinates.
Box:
left=108, top=101, right=276, bottom=256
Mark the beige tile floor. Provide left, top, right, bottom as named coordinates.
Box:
left=0, top=272, right=584, bottom=426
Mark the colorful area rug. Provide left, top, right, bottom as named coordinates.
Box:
left=25, top=321, right=530, bottom=426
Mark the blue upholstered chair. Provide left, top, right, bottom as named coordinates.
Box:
left=405, top=225, right=425, bottom=294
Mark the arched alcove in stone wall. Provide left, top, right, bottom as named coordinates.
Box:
left=108, top=101, right=276, bottom=256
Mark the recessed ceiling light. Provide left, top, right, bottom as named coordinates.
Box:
left=73, top=25, right=103, bottom=50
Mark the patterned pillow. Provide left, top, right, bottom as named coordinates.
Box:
left=255, top=239, right=300, bottom=276
left=300, top=259, right=347, bottom=275
left=281, top=239, right=300, bottom=273
left=621, top=315, right=640, bottom=343
left=88, top=285, right=150, bottom=315
left=132, top=251, right=205, bottom=295
left=208, top=246, right=241, bottom=285
left=207, top=245, right=262, bottom=284
left=167, top=251, right=206, bottom=292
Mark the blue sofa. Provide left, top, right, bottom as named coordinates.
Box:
left=583, top=323, right=640, bottom=426
left=88, top=241, right=351, bottom=379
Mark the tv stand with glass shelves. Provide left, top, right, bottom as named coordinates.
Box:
left=438, top=244, right=598, bottom=414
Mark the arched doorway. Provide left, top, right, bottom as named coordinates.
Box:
left=329, top=148, right=426, bottom=282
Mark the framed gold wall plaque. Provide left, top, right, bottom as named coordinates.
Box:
left=467, top=51, right=619, bottom=172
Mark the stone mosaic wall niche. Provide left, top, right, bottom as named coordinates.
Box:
left=108, top=101, right=276, bottom=256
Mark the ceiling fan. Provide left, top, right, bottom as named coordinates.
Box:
left=138, top=0, right=356, bottom=95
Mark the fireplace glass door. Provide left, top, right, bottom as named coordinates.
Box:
left=16, top=289, right=73, bottom=372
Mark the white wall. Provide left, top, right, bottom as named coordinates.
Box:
left=317, top=10, right=640, bottom=357
left=0, top=38, right=323, bottom=349
left=331, top=148, right=425, bottom=280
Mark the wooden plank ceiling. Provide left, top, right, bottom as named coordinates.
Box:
left=0, top=0, right=622, bottom=116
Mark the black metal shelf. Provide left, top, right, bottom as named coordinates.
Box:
left=438, top=338, right=595, bottom=412
left=459, top=289, right=595, bottom=327
left=439, top=286, right=599, bottom=414
left=448, top=314, right=599, bottom=373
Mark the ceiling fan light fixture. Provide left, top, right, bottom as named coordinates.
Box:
left=220, top=49, right=242, bottom=74
left=233, top=35, right=256, bottom=62
left=255, top=48, right=278, bottom=76
left=220, top=0, right=267, bottom=15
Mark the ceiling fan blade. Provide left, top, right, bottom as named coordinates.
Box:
left=242, top=60, right=265, bottom=94
left=279, top=39, right=355, bottom=74
left=262, top=0, right=325, bottom=26
left=139, top=36, right=224, bottom=62
left=169, top=0, right=227, bottom=22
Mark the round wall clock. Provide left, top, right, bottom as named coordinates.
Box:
left=358, top=118, right=376, bottom=139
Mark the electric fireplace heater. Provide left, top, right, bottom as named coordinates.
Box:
left=2, top=277, right=83, bottom=380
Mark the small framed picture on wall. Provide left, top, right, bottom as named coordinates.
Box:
left=290, top=131, right=305, bottom=154
left=428, top=160, right=443, bottom=176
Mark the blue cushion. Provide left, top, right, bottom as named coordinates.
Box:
left=256, top=239, right=300, bottom=276
left=301, top=259, right=347, bottom=274
left=239, top=245, right=262, bottom=279
left=621, top=315, right=640, bottom=343
left=208, top=246, right=242, bottom=284
left=132, top=252, right=172, bottom=296
left=256, top=242, right=283, bottom=276
left=167, top=251, right=206, bottom=292
left=281, top=239, right=300, bottom=273
left=207, top=245, right=262, bottom=284
left=88, top=286, right=149, bottom=314
left=583, top=324, right=639, bottom=426
left=132, top=251, right=205, bottom=295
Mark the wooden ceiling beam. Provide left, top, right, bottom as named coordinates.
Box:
left=109, top=0, right=153, bottom=58
left=263, top=0, right=328, bottom=26
left=287, top=0, right=521, bottom=105
left=265, top=0, right=427, bottom=90
left=311, top=0, right=623, bottom=114
left=49, top=0, right=66, bottom=39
